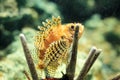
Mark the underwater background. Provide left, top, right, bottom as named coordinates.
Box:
left=0, top=0, right=120, bottom=80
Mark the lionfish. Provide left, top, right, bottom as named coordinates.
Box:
left=34, top=16, right=84, bottom=78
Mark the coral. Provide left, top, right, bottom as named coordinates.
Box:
left=50, top=0, right=120, bottom=22
left=83, top=14, right=120, bottom=79
left=0, top=0, right=18, bottom=20
left=0, top=27, right=36, bottom=80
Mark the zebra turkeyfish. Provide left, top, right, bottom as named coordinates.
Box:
left=34, top=16, right=84, bottom=77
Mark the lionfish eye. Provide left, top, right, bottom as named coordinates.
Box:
left=70, top=25, right=74, bottom=30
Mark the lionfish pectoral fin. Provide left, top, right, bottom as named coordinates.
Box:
left=46, top=62, right=59, bottom=77
left=37, top=60, right=46, bottom=69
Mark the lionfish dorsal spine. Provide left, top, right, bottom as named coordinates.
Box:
left=35, top=16, right=61, bottom=50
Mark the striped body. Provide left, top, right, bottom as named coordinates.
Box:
left=44, top=39, right=69, bottom=66
left=44, top=39, right=69, bottom=77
